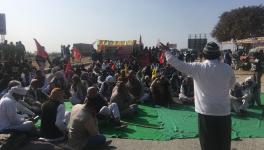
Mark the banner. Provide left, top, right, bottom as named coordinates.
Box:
left=97, top=40, right=136, bottom=47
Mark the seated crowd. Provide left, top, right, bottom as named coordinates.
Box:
left=0, top=55, right=261, bottom=149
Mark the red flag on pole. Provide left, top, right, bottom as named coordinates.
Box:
left=159, top=51, right=165, bottom=64
left=72, top=47, right=82, bottom=60
left=34, top=39, right=48, bottom=59
left=65, top=60, right=73, bottom=78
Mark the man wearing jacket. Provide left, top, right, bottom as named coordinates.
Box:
left=164, top=42, right=236, bottom=150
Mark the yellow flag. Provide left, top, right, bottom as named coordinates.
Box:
left=152, top=68, right=157, bottom=79
left=124, top=64, right=129, bottom=76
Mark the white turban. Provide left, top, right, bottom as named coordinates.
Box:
left=245, top=76, right=254, bottom=82
left=9, top=86, right=27, bottom=96
left=87, top=86, right=97, bottom=94
left=106, top=75, right=115, bottom=83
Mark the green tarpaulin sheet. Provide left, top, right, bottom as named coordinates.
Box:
left=35, top=94, right=264, bottom=141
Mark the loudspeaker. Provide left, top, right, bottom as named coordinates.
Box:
left=0, top=13, right=6, bottom=35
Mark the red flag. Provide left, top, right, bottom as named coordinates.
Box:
left=65, top=60, right=73, bottom=78
left=159, top=51, right=165, bottom=64
left=34, top=39, right=48, bottom=59
left=72, top=47, right=82, bottom=60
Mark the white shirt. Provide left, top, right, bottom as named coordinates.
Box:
left=0, top=93, right=24, bottom=130
left=55, top=104, right=67, bottom=132
left=165, top=52, right=236, bottom=116
left=101, top=63, right=108, bottom=71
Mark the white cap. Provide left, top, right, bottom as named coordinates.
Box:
left=106, top=75, right=115, bottom=83
left=245, top=76, right=253, bottom=82
left=9, top=86, right=27, bottom=96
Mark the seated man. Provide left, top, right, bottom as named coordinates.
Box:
left=142, top=76, right=151, bottom=92
left=230, top=77, right=255, bottom=114
left=110, top=81, right=137, bottom=117
left=126, top=70, right=144, bottom=101
left=170, top=73, right=182, bottom=97
left=81, top=72, right=94, bottom=90
left=97, top=70, right=108, bottom=89
left=150, top=75, right=173, bottom=106
left=139, top=75, right=152, bottom=102
left=86, top=87, right=121, bottom=126
left=99, top=75, right=115, bottom=102
left=24, top=79, right=49, bottom=115
left=34, top=70, right=48, bottom=90
left=70, top=75, right=87, bottom=105
left=249, top=75, right=260, bottom=106
left=43, top=76, right=61, bottom=95
left=179, top=76, right=194, bottom=104
left=68, top=92, right=111, bottom=150
left=0, top=86, right=34, bottom=133
left=2, top=80, right=35, bottom=117
left=0, top=80, right=22, bottom=98
left=40, top=88, right=69, bottom=142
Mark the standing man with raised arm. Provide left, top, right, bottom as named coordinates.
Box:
left=164, top=42, right=236, bottom=150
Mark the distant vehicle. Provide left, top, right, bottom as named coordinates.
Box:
left=73, top=43, right=96, bottom=57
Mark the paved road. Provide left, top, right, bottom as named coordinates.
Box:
left=110, top=138, right=264, bottom=150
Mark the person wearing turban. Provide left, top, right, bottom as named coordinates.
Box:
left=40, top=88, right=69, bottom=142
left=0, top=86, right=34, bottom=132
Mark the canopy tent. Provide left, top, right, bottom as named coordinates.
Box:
left=97, top=40, right=136, bottom=51
left=96, top=40, right=137, bottom=60
left=222, top=37, right=264, bottom=45
left=249, top=46, right=264, bottom=53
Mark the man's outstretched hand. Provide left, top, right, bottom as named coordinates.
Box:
left=159, top=42, right=169, bottom=52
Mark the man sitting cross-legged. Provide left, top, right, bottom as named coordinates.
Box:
left=40, top=88, right=69, bottom=142
left=68, top=91, right=111, bottom=150
left=230, top=76, right=255, bottom=114
left=110, top=81, right=138, bottom=117
left=24, top=79, right=49, bottom=115
left=179, top=76, right=194, bottom=104
left=85, top=87, right=123, bottom=127
left=0, top=86, right=34, bottom=133
left=150, top=75, right=173, bottom=106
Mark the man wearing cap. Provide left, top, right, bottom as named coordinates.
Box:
left=0, top=80, right=35, bottom=117
left=164, top=42, right=236, bottom=150
left=68, top=87, right=111, bottom=149
left=40, top=88, right=69, bottom=141
left=150, top=75, right=173, bottom=106
left=99, top=75, right=115, bottom=101
left=0, top=86, right=34, bottom=132
left=126, top=70, right=144, bottom=101
left=179, top=76, right=194, bottom=104
left=86, top=87, right=121, bottom=124
left=24, top=79, right=49, bottom=115
left=230, top=76, right=256, bottom=114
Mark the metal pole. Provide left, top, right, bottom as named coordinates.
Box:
left=0, top=35, right=4, bottom=43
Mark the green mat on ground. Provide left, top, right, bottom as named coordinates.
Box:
left=35, top=95, right=264, bottom=141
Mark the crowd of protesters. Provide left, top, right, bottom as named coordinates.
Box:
left=0, top=41, right=263, bottom=149
left=0, top=40, right=26, bottom=63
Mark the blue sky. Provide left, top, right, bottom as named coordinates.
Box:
left=0, top=0, right=263, bottom=52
